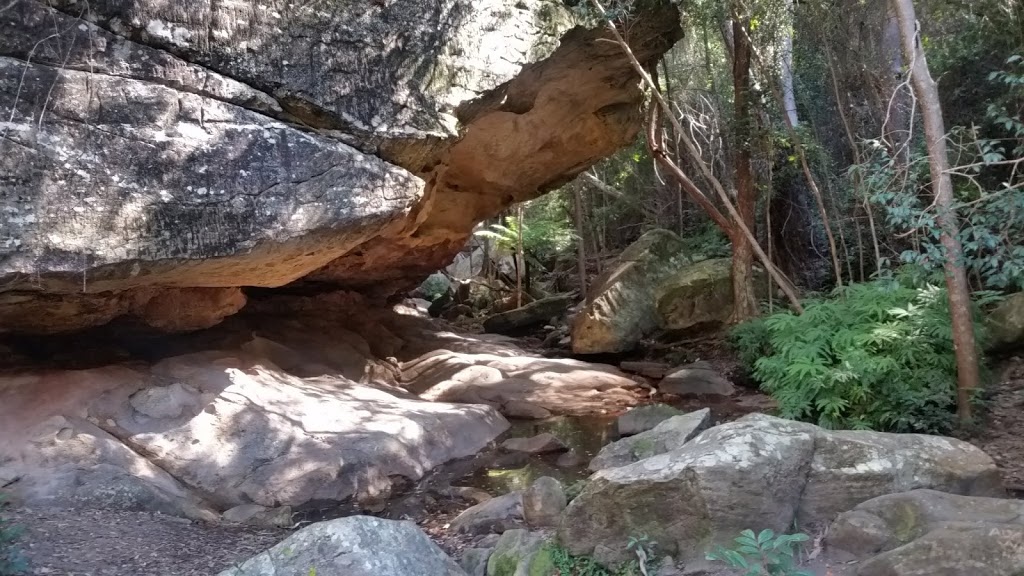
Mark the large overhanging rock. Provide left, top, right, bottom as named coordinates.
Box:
left=0, top=0, right=682, bottom=333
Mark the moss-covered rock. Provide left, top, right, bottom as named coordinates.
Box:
left=486, top=529, right=550, bottom=576
left=987, top=291, right=1024, bottom=349
left=571, top=230, right=692, bottom=354
left=559, top=414, right=1002, bottom=567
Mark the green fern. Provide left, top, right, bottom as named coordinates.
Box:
left=731, top=274, right=989, bottom=433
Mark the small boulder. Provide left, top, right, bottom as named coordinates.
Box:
left=616, top=404, right=684, bottom=436
left=827, top=489, right=1024, bottom=559
left=857, top=525, right=1024, bottom=576
left=450, top=491, right=523, bottom=535
left=218, top=516, right=467, bottom=576
left=988, top=291, right=1024, bottom=349
left=589, top=409, right=711, bottom=471
left=659, top=361, right=735, bottom=397
left=501, top=433, right=567, bottom=454
left=522, top=476, right=567, bottom=528
left=222, top=504, right=293, bottom=528
left=486, top=529, right=554, bottom=576
left=459, top=548, right=493, bottom=576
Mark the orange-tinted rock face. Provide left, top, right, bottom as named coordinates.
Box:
left=0, top=0, right=681, bottom=333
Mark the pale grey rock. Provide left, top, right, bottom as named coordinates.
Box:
left=616, top=404, right=684, bottom=436
left=0, top=341, right=509, bottom=516
left=459, top=548, right=493, bottom=576
left=659, top=362, right=735, bottom=397
left=572, top=230, right=693, bottom=354
left=560, top=414, right=1002, bottom=566
left=450, top=491, right=524, bottom=535
left=0, top=415, right=217, bottom=521
left=589, top=409, right=711, bottom=471
left=827, top=489, right=1024, bottom=559
left=218, top=516, right=468, bottom=576
left=522, top=476, right=566, bottom=528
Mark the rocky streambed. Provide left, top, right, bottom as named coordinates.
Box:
left=3, top=296, right=1023, bottom=576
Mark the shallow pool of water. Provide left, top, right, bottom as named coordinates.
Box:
left=455, top=414, right=620, bottom=494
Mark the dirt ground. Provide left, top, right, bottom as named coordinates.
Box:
left=7, top=508, right=285, bottom=575
left=972, top=355, right=1024, bottom=494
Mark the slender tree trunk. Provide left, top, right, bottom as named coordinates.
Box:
left=731, top=15, right=758, bottom=322
left=780, top=0, right=799, bottom=127
left=891, top=0, right=980, bottom=425
left=572, top=185, right=589, bottom=302
left=516, top=204, right=524, bottom=308
left=883, top=2, right=911, bottom=164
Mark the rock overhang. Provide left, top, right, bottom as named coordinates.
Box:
left=0, top=0, right=683, bottom=333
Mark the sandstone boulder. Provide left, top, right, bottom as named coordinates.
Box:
left=560, top=414, right=1002, bottom=566
left=655, top=258, right=753, bottom=331
left=218, top=516, right=467, bottom=576
left=459, top=548, right=493, bottom=576
left=828, top=490, right=1024, bottom=576
left=0, top=338, right=509, bottom=517
left=572, top=230, right=693, bottom=354
left=0, top=0, right=682, bottom=334
left=401, top=349, right=640, bottom=418
left=589, top=409, right=711, bottom=471
left=857, top=526, right=1024, bottom=576
left=827, top=489, right=1024, bottom=558
left=659, top=362, right=735, bottom=396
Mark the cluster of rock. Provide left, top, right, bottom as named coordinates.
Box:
left=570, top=230, right=764, bottom=354
left=0, top=298, right=641, bottom=524
left=205, top=406, right=1018, bottom=576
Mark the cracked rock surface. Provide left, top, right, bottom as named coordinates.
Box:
left=0, top=0, right=682, bottom=333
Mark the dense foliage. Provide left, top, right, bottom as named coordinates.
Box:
left=732, top=275, right=993, bottom=433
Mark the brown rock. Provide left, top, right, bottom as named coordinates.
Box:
left=619, top=361, right=671, bottom=379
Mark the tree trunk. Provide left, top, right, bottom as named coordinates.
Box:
left=890, top=0, right=980, bottom=425
left=882, top=1, right=910, bottom=164
left=572, top=185, right=589, bottom=302
left=780, top=0, right=799, bottom=127
left=731, top=15, right=758, bottom=322
left=516, top=204, right=525, bottom=308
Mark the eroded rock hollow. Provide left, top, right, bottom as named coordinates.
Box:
left=0, top=0, right=682, bottom=333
